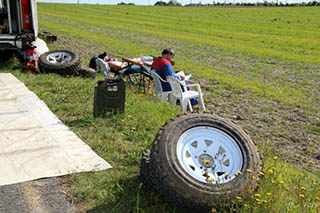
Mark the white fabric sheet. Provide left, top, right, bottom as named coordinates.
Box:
left=0, top=73, right=111, bottom=186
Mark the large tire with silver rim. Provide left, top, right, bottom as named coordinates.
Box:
left=140, top=113, right=263, bottom=212
left=38, top=50, right=81, bottom=75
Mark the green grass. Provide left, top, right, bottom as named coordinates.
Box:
left=1, top=3, right=320, bottom=212
left=36, top=4, right=320, bottom=111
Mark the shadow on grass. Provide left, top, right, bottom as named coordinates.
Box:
left=64, top=118, right=93, bottom=128
left=86, top=175, right=179, bottom=213
left=0, top=50, right=24, bottom=71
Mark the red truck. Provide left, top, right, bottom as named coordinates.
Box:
left=0, top=0, right=38, bottom=70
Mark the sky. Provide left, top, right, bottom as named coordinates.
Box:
left=37, top=0, right=302, bottom=5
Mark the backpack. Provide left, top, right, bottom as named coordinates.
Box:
left=89, top=56, right=98, bottom=69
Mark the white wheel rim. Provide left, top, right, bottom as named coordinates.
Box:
left=176, top=126, right=243, bottom=184
left=46, top=51, right=72, bottom=64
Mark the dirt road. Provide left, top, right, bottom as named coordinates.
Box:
left=0, top=177, right=80, bottom=213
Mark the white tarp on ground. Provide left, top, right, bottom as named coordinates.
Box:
left=0, top=73, right=111, bottom=186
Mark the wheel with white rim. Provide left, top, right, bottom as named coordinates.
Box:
left=38, top=50, right=81, bottom=75
left=140, top=113, right=263, bottom=212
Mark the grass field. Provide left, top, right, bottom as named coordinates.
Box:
left=1, top=3, right=320, bottom=212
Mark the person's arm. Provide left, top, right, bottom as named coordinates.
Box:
left=162, top=63, right=184, bottom=80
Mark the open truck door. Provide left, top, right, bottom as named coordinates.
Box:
left=30, top=0, right=38, bottom=37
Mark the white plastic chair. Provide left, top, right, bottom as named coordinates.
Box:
left=166, top=76, right=205, bottom=113
left=150, top=69, right=172, bottom=101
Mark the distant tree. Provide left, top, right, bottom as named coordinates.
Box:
left=154, top=1, right=167, bottom=6
left=167, top=0, right=182, bottom=6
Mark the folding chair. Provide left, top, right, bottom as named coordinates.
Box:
left=150, top=70, right=172, bottom=101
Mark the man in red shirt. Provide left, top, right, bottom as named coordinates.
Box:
left=151, top=48, right=185, bottom=91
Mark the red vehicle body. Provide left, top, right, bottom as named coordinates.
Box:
left=0, top=0, right=38, bottom=70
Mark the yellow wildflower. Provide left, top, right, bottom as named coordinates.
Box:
left=254, top=193, right=261, bottom=197
left=211, top=208, right=217, bottom=213
left=256, top=198, right=261, bottom=202
left=273, top=156, right=279, bottom=160
left=244, top=204, right=249, bottom=208
left=315, top=197, right=320, bottom=201
left=308, top=160, right=315, bottom=165
left=251, top=176, right=256, bottom=180
left=259, top=171, right=264, bottom=176
left=279, top=180, right=284, bottom=184
left=257, top=201, right=262, bottom=205
left=121, top=119, right=125, bottom=122
left=236, top=196, right=242, bottom=200
left=317, top=165, right=320, bottom=169
left=128, top=115, right=132, bottom=118
left=237, top=171, right=242, bottom=175
left=313, top=182, right=317, bottom=186
left=268, top=169, right=273, bottom=174
left=204, top=160, right=210, bottom=164
left=271, top=180, right=275, bottom=184
left=256, top=177, right=261, bottom=181
left=207, top=178, right=213, bottom=182
left=131, top=127, right=136, bottom=131
left=247, top=169, right=253, bottom=173
left=299, top=194, right=305, bottom=198
left=263, top=200, right=268, bottom=203
left=266, top=192, right=272, bottom=196
left=301, top=186, right=306, bottom=190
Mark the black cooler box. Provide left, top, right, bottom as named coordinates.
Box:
left=93, top=78, right=126, bottom=116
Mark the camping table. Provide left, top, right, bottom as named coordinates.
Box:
left=121, top=57, right=152, bottom=93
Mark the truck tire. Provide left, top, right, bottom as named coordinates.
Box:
left=76, top=65, right=96, bottom=79
left=38, top=50, right=81, bottom=75
left=140, top=113, right=263, bottom=212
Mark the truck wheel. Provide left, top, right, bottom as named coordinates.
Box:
left=76, top=65, right=96, bottom=79
left=38, top=50, right=81, bottom=75
left=140, top=149, right=152, bottom=190
left=140, top=113, right=263, bottom=212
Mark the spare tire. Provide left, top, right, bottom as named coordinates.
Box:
left=38, top=50, right=81, bottom=75
left=76, top=65, right=97, bottom=79
left=140, top=113, right=263, bottom=212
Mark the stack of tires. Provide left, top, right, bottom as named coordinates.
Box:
left=140, top=113, right=263, bottom=212
left=38, top=50, right=96, bottom=79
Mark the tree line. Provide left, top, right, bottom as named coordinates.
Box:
left=154, top=0, right=320, bottom=6
left=117, top=0, right=320, bottom=7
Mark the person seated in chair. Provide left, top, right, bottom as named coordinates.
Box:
left=151, top=48, right=184, bottom=91
left=151, top=48, right=197, bottom=105
left=89, top=51, right=121, bottom=77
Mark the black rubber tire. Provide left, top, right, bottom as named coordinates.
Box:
left=76, top=65, right=96, bottom=79
left=38, top=50, right=81, bottom=75
left=140, top=149, right=152, bottom=190
left=141, top=113, right=263, bottom=212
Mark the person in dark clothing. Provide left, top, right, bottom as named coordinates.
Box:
left=89, top=51, right=118, bottom=76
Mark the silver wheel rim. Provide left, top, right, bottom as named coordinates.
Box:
left=176, top=126, right=243, bottom=184
left=46, top=51, right=72, bottom=64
